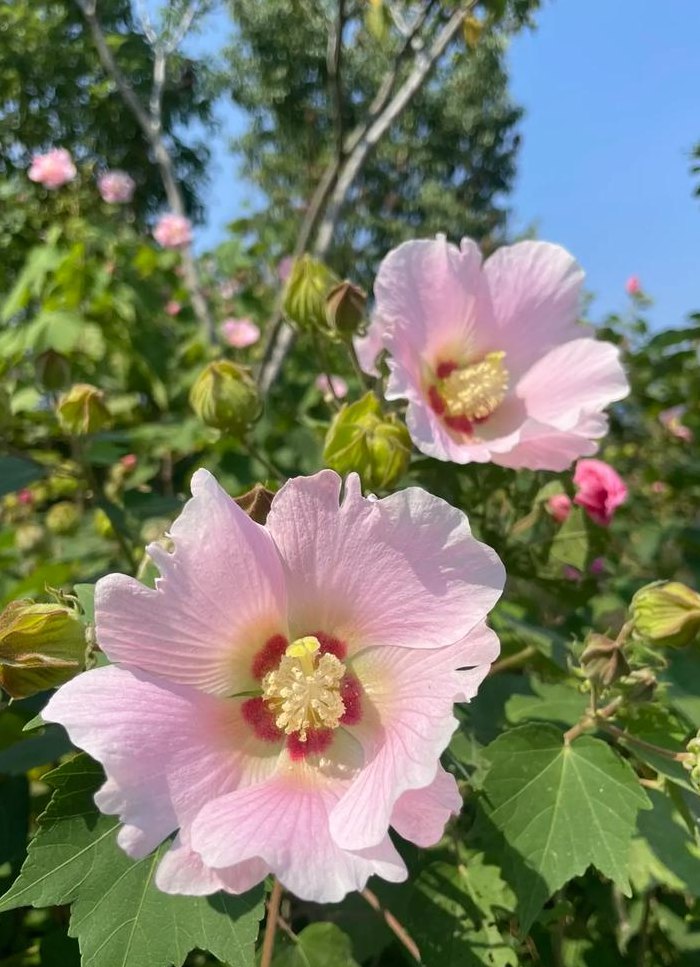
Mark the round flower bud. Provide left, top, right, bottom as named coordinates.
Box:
left=93, top=508, right=115, bottom=539
left=283, top=255, right=337, bottom=331
left=46, top=501, right=80, bottom=535
left=620, top=668, right=658, bottom=704
left=325, top=281, right=367, bottom=337
left=580, top=632, right=630, bottom=688
left=36, top=350, right=71, bottom=391
left=324, top=392, right=412, bottom=491
left=189, top=360, right=261, bottom=435
left=57, top=384, right=110, bottom=436
left=631, top=581, right=700, bottom=647
left=14, top=523, right=45, bottom=553
left=0, top=599, right=86, bottom=699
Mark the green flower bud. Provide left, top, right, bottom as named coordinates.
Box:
left=46, top=501, right=79, bottom=535
left=631, top=581, right=700, bottom=647
left=93, top=508, right=115, bottom=539
left=619, top=668, right=657, bottom=704
left=189, top=360, right=261, bottom=435
left=0, top=599, right=86, bottom=699
left=283, top=255, right=337, bottom=331
left=324, top=392, right=412, bottom=491
left=14, top=523, right=45, bottom=553
left=57, top=383, right=111, bottom=436
left=325, top=281, right=367, bottom=337
left=580, top=633, right=630, bottom=688
left=36, top=350, right=71, bottom=391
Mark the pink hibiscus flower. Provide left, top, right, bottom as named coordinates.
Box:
left=27, top=148, right=77, bottom=189
left=356, top=236, right=628, bottom=470
left=98, top=170, right=136, bottom=204
left=573, top=458, right=628, bottom=526
left=315, top=374, right=349, bottom=400
left=43, top=470, right=504, bottom=902
left=220, top=318, right=261, bottom=349
left=153, top=213, right=193, bottom=249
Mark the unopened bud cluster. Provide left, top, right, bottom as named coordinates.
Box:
left=282, top=255, right=367, bottom=338
left=683, top=732, right=700, bottom=790
left=324, top=392, right=411, bottom=491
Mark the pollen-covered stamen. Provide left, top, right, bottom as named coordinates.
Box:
left=440, top=351, right=509, bottom=423
left=262, top=635, right=346, bottom=742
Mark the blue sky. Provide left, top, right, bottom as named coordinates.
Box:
left=189, top=0, right=699, bottom=328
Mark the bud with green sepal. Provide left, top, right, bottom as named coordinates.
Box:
left=57, top=383, right=111, bottom=436
left=46, top=501, right=80, bottom=535
left=580, top=632, right=630, bottom=688
left=325, top=280, right=367, bottom=338
left=283, top=255, right=338, bottom=331
left=618, top=668, right=658, bottom=704
left=36, top=350, right=71, bottom=391
left=631, top=580, right=700, bottom=647
left=189, top=360, right=261, bottom=436
left=324, top=392, right=412, bottom=491
left=0, top=599, right=87, bottom=699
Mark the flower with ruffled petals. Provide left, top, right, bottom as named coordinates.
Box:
left=153, top=213, right=193, bottom=249
left=357, top=236, right=629, bottom=470
left=43, top=470, right=504, bottom=902
left=547, top=493, right=572, bottom=523
left=221, top=318, right=261, bottom=349
left=28, top=148, right=77, bottom=189
left=98, top=170, right=136, bottom=204
left=573, top=458, right=627, bottom=526
left=315, top=374, right=349, bottom=400
left=659, top=405, right=693, bottom=443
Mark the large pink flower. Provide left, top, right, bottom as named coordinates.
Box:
left=28, top=148, right=77, bottom=189
left=153, top=213, right=193, bottom=249
left=357, top=236, right=629, bottom=470
left=98, top=170, right=136, bottom=204
left=43, top=470, right=504, bottom=902
left=573, top=458, right=628, bottom=526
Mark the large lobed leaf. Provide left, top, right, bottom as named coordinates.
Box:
left=479, top=724, right=651, bottom=931
left=0, top=754, right=264, bottom=967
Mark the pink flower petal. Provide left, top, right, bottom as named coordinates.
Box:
left=573, top=458, right=628, bottom=526
left=96, top=469, right=288, bottom=694
left=354, top=315, right=385, bottom=377
left=266, top=471, right=504, bottom=651
left=390, top=767, right=461, bottom=847
left=155, top=833, right=268, bottom=896
left=190, top=776, right=407, bottom=902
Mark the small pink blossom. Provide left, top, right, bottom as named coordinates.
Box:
left=659, top=405, right=693, bottom=443
left=165, top=300, right=182, bottom=317
left=220, top=318, right=260, bottom=349
left=589, top=557, right=606, bottom=576
left=17, top=489, right=34, bottom=506
left=573, top=458, right=628, bottom=526
left=359, top=237, right=629, bottom=470
left=277, top=256, right=293, bottom=283
left=43, top=470, right=504, bottom=902
left=650, top=480, right=668, bottom=495
left=547, top=493, right=572, bottom=523
left=563, top=565, right=582, bottom=582
left=28, top=148, right=77, bottom=189
left=120, top=454, right=138, bottom=472
left=625, top=275, right=641, bottom=296
left=153, top=213, right=193, bottom=249
left=98, top=170, right=136, bottom=204
left=315, top=374, right=349, bottom=400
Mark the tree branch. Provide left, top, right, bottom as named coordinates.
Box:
left=75, top=0, right=216, bottom=345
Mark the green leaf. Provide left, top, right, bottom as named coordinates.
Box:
left=630, top=788, right=700, bottom=895
left=505, top=680, right=588, bottom=727
left=0, top=456, right=45, bottom=498
left=663, top=648, right=700, bottom=728
left=0, top=755, right=264, bottom=967
left=408, top=856, right=517, bottom=966
left=273, top=923, right=360, bottom=967
left=479, top=724, right=651, bottom=931
left=545, top=505, right=589, bottom=575
left=73, top=584, right=95, bottom=625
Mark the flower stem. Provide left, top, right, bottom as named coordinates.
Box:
left=488, top=644, right=538, bottom=677
left=563, top=696, right=623, bottom=745
left=601, top=723, right=689, bottom=762
left=361, top=888, right=421, bottom=962
left=260, top=878, right=283, bottom=967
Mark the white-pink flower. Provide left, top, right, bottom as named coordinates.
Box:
left=43, top=470, right=504, bottom=902
left=357, top=236, right=629, bottom=471
left=98, top=170, right=136, bottom=204
left=315, top=374, right=349, bottom=400
left=220, top=318, right=261, bottom=349
left=153, top=213, right=193, bottom=249
left=27, top=148, right=77, bottom=189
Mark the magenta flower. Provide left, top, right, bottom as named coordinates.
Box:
left=221, top=317, right=261, bottom=349
left=28, top=148, right=77, bottom=189
left=659, top=405, right=693, bottom=443
left=153, top=213, right=193, bottom=249
left=98, top=170, right=136, bottom=204
left=357, top=237, right=628, bottom=470
left=547, top=493, right=572, bottom=523
left=573, top=458, right=628, bottom=526
left=43, top=470, right=504, bottom=902
left=315, top=374, right=349, bottom=400
left=625, top=275, right=641, bottom=296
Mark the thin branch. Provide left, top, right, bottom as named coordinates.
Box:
left=601, top=723, right=689, bottom=763
left=75, top=0, right=216, bottom=345
left=327, top=0, right=347, bottom=160
left=563, top=697, right=623, bottom=745
left=488, top=644, right=537, bottom=676
left=361, top=888, right=421, bottom=962
left=260, top=879, right=283, bottom=967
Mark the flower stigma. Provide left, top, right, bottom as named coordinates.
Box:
left=262, top=635, right=346, bottom=742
